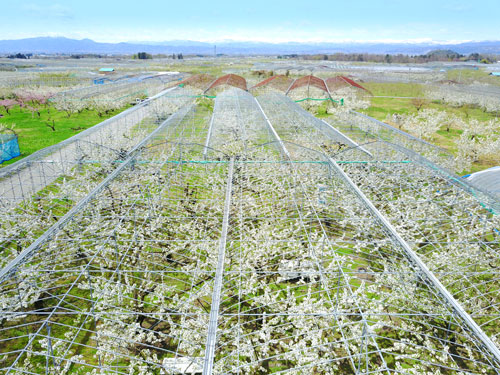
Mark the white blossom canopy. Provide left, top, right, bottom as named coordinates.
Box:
left=0, top=87, right=498, bottom=374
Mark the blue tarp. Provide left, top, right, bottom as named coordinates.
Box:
left=0, top=134, right=21, bottom=163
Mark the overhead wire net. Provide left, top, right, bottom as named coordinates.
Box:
left=0, top=87, right=498, bottom=374
left=55, top=78, right=167, bottom=103
left=0, top=86, right=195, bottom=274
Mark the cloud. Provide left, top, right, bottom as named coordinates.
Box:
left=22, top=3, right=74, bottom=20
left=440, top=0, right=473, bottom=11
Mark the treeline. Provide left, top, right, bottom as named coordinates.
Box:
left=132, top=52, right=184, bottom=59
left=132, top=52, right=153, bottom=59
left=300, top=50, right=500, bottom=64
left=6, top=53, right=33, bottom=59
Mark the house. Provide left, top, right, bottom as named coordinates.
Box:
left=98, top=67, right=115, bottom=74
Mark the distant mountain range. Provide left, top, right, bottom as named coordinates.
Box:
left=1, top=37, right=500, bottom=55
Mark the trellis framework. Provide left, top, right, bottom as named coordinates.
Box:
left=325, top=76, right=369, bottom=93
left=0, top=87, right=498, bottom=374
left=249, top=76, right=294, bottom=94
left=205, top=75, right=248, bottom=94
left=0, top=86, right=195, bottom=275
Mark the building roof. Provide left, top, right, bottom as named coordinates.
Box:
left=99, top=68, right=115, bottom=72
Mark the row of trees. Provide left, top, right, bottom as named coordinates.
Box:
left=0, top=88, right=59, bottom=130
left=51, top=79, right=168, bottom=118
left=386, top=110, right=500, bottom=170
left=52, top=94, right=129, bottom=118
left=427, top=85, right=500, bottom=115
left=0, top=80, right=161, bottom=132
left=132, top=52, right=153, bottom=60
left=0, top=87, right=126, bottom=131
left=6, top=53, right=33, bottom=59
left=302, top=50, right=499, bottom=64
left=303, top=84, right=499, bottom=173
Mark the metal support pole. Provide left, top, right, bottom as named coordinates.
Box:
left=203, top=97, right=217, bottom=159
left=202, top=158, right=234, bottom=375
left=45, top=323, right=54, bottom=374
left=254, top=98, right=290, bottom=159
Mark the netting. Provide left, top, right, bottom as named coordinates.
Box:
left=326, top=111, right=500, bottom=214
left=286, top=75, right=330, bottom=95
left=249, top=75, right=294, bottom=94
left=205, top=74, right=248, bottom=94
left=0, top=86, right=498, bottom=374
left=177, top=74, right=216, bottom=93
left=325, top=76, right=370, bottom=93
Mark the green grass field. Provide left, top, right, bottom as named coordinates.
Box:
left=0, top=104, right=130, bottom=166
left=447, top=69, right=500, bottom=86
left=362, top=82, right=498, bottom=121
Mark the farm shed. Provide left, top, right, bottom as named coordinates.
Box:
left=98, top=67, right=115, bottom=74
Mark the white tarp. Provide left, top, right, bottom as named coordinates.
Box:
left=467, top=166, right=500, bottom=197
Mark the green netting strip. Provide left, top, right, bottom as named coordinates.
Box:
left=77, top=160, right=412, bottom=165
left=176, top=89, right=343, bottom=103
left=294, top=97, right=344, bottom=105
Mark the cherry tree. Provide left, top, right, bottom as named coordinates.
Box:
left=456, top=118, right=500, bottom=165
left=327, top=87, right=370, bottom=115
left=427, top=85, right=500, bottom=115
left=0, top=99, right=17, bottom=115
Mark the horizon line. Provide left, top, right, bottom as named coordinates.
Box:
left=2, top=35, right=500, bottom=45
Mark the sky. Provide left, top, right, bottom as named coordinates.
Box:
left=1, top=0, right=499, bottom=43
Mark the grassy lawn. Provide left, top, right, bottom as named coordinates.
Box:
left=446, top=69, right=500, bottom=86
left=0, top=104, right=130, bottom=167
left=362, top=82, right=425, bottom=97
